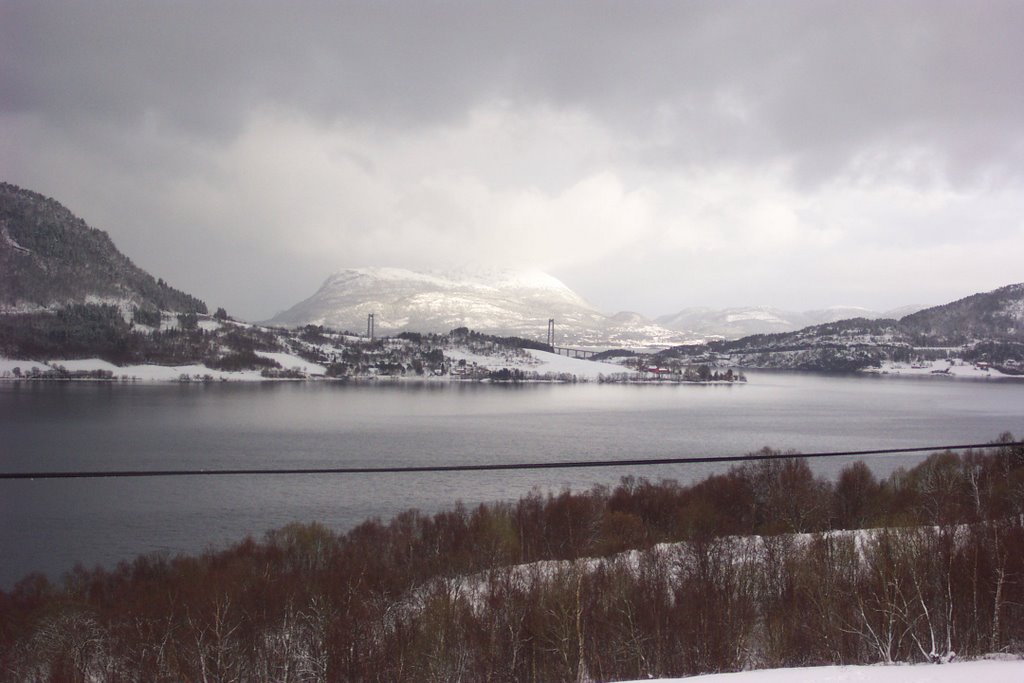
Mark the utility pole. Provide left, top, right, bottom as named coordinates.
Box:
left=367, top=313, right=375, bottom=340
left=547, top=318, right=555, bottom=349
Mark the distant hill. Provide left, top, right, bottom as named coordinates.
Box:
left=0, top=182, right=206, bottom=315
left=899, top=283, right=1024, bottom=344
left=267, top=267, right=690, bottom=348
left=657, top=283, right=1024, bottom=372
left=656, top=304, right=926, bottom=340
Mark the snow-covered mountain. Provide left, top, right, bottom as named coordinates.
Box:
left=267, top=267, right=691, bottom=348
left=656, top=304, right=927, bottom=340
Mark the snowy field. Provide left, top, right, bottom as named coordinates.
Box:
left=620, top=657, right=1024, bottom=682
left=525, top=348, right=633, bottom=378
left=254, top=351, right=327, bottom=375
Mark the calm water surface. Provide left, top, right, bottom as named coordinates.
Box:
left=2, top=372, right=1023, bottom=587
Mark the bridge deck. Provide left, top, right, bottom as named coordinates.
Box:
left=551, top=346, right=597, bottom=359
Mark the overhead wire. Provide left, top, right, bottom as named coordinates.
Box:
left=1, top=441, right=1021, bottom=480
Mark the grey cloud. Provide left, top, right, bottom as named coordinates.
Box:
left=3, top=0, right=1024, bottom=319
left=5, top=1, right=1023, bottom=183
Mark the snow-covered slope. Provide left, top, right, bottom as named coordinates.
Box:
left=267, top=267, right=690, bottom=348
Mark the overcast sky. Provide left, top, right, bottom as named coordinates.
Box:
left=3, top=1, right=1023, bottom=321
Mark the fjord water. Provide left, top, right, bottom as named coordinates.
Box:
left=2, top=372, right=1023, bottom=587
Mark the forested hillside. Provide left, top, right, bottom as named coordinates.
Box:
left=900, top=283, right=1024, bottom=344
left=0, top=183, right=205, bottom=314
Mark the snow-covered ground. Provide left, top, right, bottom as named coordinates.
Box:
left=0, top=357, right=37, bottom=375
left=865, top=359, right=1023, bottom=380
left=526, top=349, right=631, bottom=379
left=255, top=351, right=327, bottom=375
left=619, top=657, right=1024, bottom=682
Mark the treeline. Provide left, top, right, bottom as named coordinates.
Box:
left=2, top=437, right=1023, bottom=682
left=447, top=326, right=554, bottom=353
left=0, top=304, right=283, bottom=369
left=0, top=304, right=136, bottom=361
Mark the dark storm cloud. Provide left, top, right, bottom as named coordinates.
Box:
left=2, top=1, right=535, bottom=134
left=7, top=0, right=1022, bottom=179
left=3, top=1, right=1023, bottom=319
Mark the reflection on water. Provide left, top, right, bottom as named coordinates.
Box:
left=2, top=372, right=1023, bottom=586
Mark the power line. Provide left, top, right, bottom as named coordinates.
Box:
left=2, top=441, right=1021, bottom=480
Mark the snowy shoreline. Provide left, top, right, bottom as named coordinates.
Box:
left=0, top=348, right=747, bottom=385
left=0, top=362, right=743, bottom=386
left=861, top=359, right=1024, bottom=380
left=6, top=352, right=1023, bottom=385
